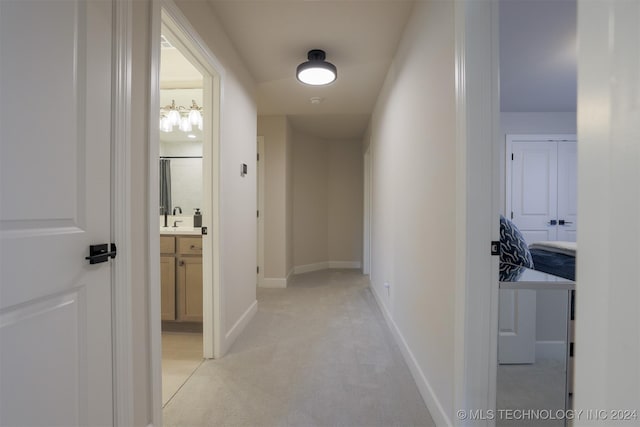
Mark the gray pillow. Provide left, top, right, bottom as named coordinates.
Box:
left=499, top=215, right=534, bottom=281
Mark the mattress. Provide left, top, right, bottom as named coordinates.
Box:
left=529, top=248, right=576, bottom=281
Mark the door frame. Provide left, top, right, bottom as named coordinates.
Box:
left=113, top=0, right=134, bottom=424
left=453, top=0, right=501, bottom=422
left=363, top=145, right=372, bottom=275
left=257, top=136, right=265, bottom=286
left=148, top=0, right=225, bottom=423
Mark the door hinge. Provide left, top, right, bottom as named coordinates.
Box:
left=510, top=211, right=514, bottom=219
left=257, top=266, right=260, bottom=274
left=511, top=153, right=514, bottom=161
left=257, top=210, right=259, bottom=218
left=491, top=241, right=500, bottom=256
left=257, top=153, right=260, bottom=161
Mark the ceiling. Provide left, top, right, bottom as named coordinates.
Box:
left=207, top=0, right=415, bottom=139
left=162, top=0, right=577, bottom=139
left=499, top=0, right=577, bottom=112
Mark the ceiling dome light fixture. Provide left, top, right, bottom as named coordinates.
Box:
left=296, top=49, right=337, bottom=86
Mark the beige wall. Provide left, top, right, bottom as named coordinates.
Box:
left=292, top=131, right=363, bottom=269
left=130, top=1, right=257, bottom=423
left=367, top=0, right=456, bottom=423
left=293, top=131, right=329, bottom=267
left=257, top=115, right=293, bottom=280
left=328, top=140, right=363, bottom=263
left=174, top=0, right=258, bottom=345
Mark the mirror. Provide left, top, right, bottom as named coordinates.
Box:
left=159, top=88, right=203, bottom=218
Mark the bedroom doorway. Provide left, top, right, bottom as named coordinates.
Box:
left=495, top=0, right=578, bottom=422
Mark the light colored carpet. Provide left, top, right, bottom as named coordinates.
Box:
left=163, top=269, right=435, bottom=427
left=497, top=358, right=567, bottom=427
left=162, top=332, right=203, bottom=406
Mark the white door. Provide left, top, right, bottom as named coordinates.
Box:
left=509, top=140, right=558, bottom=243
left=557, top=142, right=577, bottom=241
left=1, top=1, right=114, bottom=425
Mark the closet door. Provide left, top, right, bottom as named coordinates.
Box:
left=557, top=142, right=577, bottom=241
left=509, top=140, right=558, bottom=243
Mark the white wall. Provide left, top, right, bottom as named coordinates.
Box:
left=293, top=131, right=329, bottom=269
left=328, top=140, right=363, bottom=265
left=172, top=0, right=258, bottom=351
left=292, top=131, right=363, bottom=272
left=367, top=1, right=456, bottom=424
left=500, top=112, right=576, bottom=357
left=257, top=115, right=293, bottom=285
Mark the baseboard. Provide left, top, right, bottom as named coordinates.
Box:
left=293, top=261, right=362, bottom=274
left=370, top=281, right=452, bottom=427
left=286, top=269, right=293, bottom=286
left=328, top=261, right=361, bottom=269
left=293, top=262, right=329, bottom=274
left=536, top=340, right=566, bottom=360
left=260, top=278, right=287, bottom=288
left=223, top=299, right=257, bottom=354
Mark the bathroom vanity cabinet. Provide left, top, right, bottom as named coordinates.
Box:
left=160, top=235, right=203, bottom=322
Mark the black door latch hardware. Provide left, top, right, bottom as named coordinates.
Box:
left=491, top=241, right=500, bottom=256
left=85, top=243, right=117, bottom=264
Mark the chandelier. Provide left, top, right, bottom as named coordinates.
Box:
left=159, top=99, right=203, bottom=133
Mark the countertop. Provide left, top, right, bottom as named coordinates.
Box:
left=160, top=227, right=202, bottom=236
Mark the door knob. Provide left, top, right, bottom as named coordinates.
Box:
left=559, top=219, right=573, bottom=226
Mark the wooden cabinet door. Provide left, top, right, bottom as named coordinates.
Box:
left=177, top=257, right=203, bottom=322
left=161, top=256, right=176, bottom=321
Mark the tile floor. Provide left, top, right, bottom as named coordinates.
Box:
left=162, top=269, right=435, bottom=426
left=162, top=332, right=203, bottom=406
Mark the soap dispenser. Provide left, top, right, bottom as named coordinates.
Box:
left=194, top=208, right=202, bottom=227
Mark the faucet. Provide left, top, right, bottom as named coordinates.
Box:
left=160, top=206, right=168, bottom=227
left=173, top=220, right=183, bottom=228
left=173, top=206, right=182, bottom=215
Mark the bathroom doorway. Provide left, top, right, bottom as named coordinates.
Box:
left=158, top=30, right=204, bottom=406
left=149, top=4, right=224, bottom=414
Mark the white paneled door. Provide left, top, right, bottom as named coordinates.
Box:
left=557, top=142, right=577, bottom=242
left=509, top=141, right=559, bottom=243
left=1, top=1, right=114, bottom=425
left=507, top=136, right=578, bottom=245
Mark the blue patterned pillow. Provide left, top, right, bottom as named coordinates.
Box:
left=500, top=215, right=534, bottom=281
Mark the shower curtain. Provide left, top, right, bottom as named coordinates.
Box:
left=159, top=159, right=172, bottom=215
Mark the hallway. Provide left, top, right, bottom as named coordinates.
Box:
left=163, top=270, right=435, bottom=426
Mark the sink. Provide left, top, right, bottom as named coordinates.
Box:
left=160, top=227, right=201, bottom=236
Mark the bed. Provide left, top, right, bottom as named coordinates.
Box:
left=499, top=215, right=576, bottom=281
left=528, top=241, right=576, bottom=281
